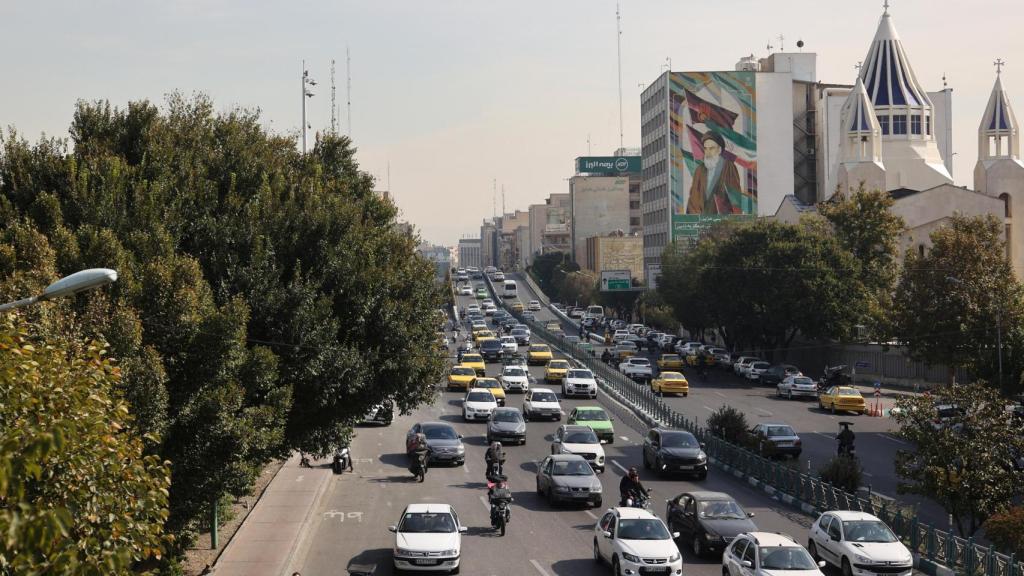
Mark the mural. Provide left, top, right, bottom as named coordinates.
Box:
left=670, top=71, right=757, bottom=241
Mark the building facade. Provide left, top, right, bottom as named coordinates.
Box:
left=569, top=176, right=631, bottom=265
left=584, top=234, right=645, bottom=283
left=458, top=238, right=482, bottom=269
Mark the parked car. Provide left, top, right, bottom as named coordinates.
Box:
left=523, top=387, right=562, bottom=421
left=776, top=375, right=819, bottom=399
left=709, top=348, right=732, bottom=367
left=551, top=424, right=606, bottom=472
left=746, top=361, right=771, bottom=382
left=567, top=406, right=615, bottom=443
left=724, top=532, right=825, bottom=576
left=642, top=428, right=707, bottom=478
left=733, top=356, right=760, bottom=376
left=807, top=511, right=913, bottom=576
left=535, top=454, right=603, bottom=507
left=562, top=368, right=598, bottom=399
left=362, top=401, right=394, bottom=425
left=389, top=503, right=465, bottom=574
left=487, top=407, right=527, bottom=445
left=593, top=508, right=682, bottom=574
left=749, top=423, right=802, bottom=458
left=818, top=386, right=867, bottom=415
left=666, top=491, right=757, bottom=557
left=406, top=422, right=465, bottom=465
left=618, top=357, right=654, bottom=381
left=759, top=364, right=801, bottom=386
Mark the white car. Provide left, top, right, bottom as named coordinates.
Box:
left=466, top=304, right=481, bottom=314
left=470, top=320, right=487, bottom=331
left=389, top=503, right=465, bottom=574
left=562, top=368, right=598, bottom=399
left=523, top=387, right=562, bottom=421
left=746, top=361, right=771, bottom=381
left=733, top=357, right=761, bottom=377
left=594, top=508, right=682, bottom=575
left=724, top=532, right=825, bottom=576
left=483, top=304, right=497, bottom=316
left=675, top=341, right=703, bottom=355
left=462, top=388, right=498, bottom=421
left=458, top=285, right=472, bottom=295
left=500, top=336, right=518, bottom=354
left=528, top=300, right=542, bottom=311
left=777, top=375, right=819, bottom=399
left=627, top=323, right=645, bottom=335
left=808, top=511, right=913, bottom=576
left=499, top=365, right=530, bottom=392
left=611, top=330, right=631, bottom=344
left=481, top=298, right=495, bottom=307
left=551, top=424, right=606, bottom=472
left=618, top=357, right=654, bottom=380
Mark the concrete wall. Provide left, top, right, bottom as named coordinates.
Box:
left=892, top=184, right=1005, bottom=256
left=570, top=176, right=630, bottom=264
left=755, top=71, right=798, bottom=216
left=975, top=158, right=1024, bottom=278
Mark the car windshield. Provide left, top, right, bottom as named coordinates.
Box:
left=531, top=392, right=557, bottom=403
left=467, top=392, right=494, bottom=403
left=574, top=409, right=608, bottom=422
left=752, top=362, right=770, bottom=369
left=549, top=361, right=569, bottom=369
left=452, top=367, right=474, bottom=376
left=482, top=340, right=501, bottom=349
left=760, top=547, right=818, bottom=570
left=463, top=355, right=482, bottom=362
left=566, top=370, right=593, bottom=379
left=551, top=460, right=593, bottom=476
left=661, top=432, right=698, bottom=448
left=502, top=337, right=515, bottom=343
left=660, top=372, right=684, bottom=380
left=617, top=519, right=671, bottom=540
left=766, top=426, right=796, bottom=437
left=697, top=500, right=747, bottom=519
left=504, top=367, right=526, bottom=377
left=423, top=426, right=458, bottom=440
left=530, top=345, right=549, bottom=353
left=837, top=387, right=861, bottom=397
left=475, top=379, right=499, bottom=388
left=842, top=520, right=898, bottom=543
left=662, top=355, right=680, bottom=360
left=511, top=329, right=527, bottom=335
left=399, top=512, right=456, bottom=533
left=565, top=430, right=598, bottom=443
left=630, top=358, right=650, bottom=366
left=793, top=377, right=815, bottom=385
left=493, top=410, right=522, bottom=423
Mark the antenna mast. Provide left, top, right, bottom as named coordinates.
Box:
left=330, top=59, right=337, bottom=134
left=615, top=1, right=624, bottom=149
left=346, top=46, right=352, bottom=138
left=502, top=185, right=506, bottom=216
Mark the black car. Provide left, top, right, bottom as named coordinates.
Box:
left=406, top=422, right=466, bottom=466
left=758, top=364, right=801, bottom=386
left=749, top=423, right=802, bottom=458
left=642, top=429, right=707, bottom=479
left=510, top=328, right=530, bottom=346
left=480, top=338, right=503, bottom=362
left=666, top=491, right=757, bottom=557
left=486, top=407, right=527, bottom=445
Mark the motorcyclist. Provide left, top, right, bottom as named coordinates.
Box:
left=619, top=467, right=649, bottom=506
left=485, top=441, right=506, bottom=483
left=601, top=348, right=612, bottom=365
left=410, top=433, right=430, bottom=479
left=837, top=423, right=855, bottom=456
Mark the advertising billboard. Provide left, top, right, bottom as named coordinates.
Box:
left=600, top=270, right=631, bottom=292
left=669, top=71, right=757, bottom=243
left=575, top=156, right=642, bottom=175
left=571, top=176, right=630, bottom=264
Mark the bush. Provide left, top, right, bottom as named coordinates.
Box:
left=707, top=405, right=749, bottom=444
left=819, top=456, right=862, bottom=493
left=986, top=507, right=1024, bottom=556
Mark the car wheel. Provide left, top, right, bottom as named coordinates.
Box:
left=612, top=557, right=622, bottom=576
left=546, top=487, right=555, bottom=505
left=842, top=557, right=854, bottom=576
left=593, top=539, right=603, bottom=564
left=807, top=541, right=820, bottom=561
left=692, top=534, right=705, bottom=557
left=450, top=566, right=460, bottom=575
left=776, top=387, right=782, bottom=397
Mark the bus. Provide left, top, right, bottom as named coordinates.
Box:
left=502, top=280, right=517, bottom=299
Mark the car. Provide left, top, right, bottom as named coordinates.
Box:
left=651, top=371, right=689, bottom=396
left=535, top=454, right=603, bottom=507
left=569, top=307, right=586, bottom=319
left=447, top=365, right=477, bottom=391
left=406, top=422, right=465, bottom=465
left=521, top=311, right=536, bottom=321
left=818, top=386, right=867, bottom=415
left=501, top=352, right=527, bottom=367
left=545, top=321, right=562, bottom=332
left=777, top=375, right=819, bottom=399
left=657, top=353, right=685, bottom=370
left=562, top=367, right=598, bottom=399
left=471, top=377, right=506, bottom=406
left=611, top=342, right=637, bottom=360
left=593, top=507, right=682, bottom=574
left=551, top=424, right=606, bottom=472
left=389, top=503, right=465, bottom=574
left=733, top=356, right=761, bottom=376
left=469, top=319, right=487, bottom=333
left=746, top=361, right=771, bottom=382
left=487, top=406, right=527, bottom=445
left=545, top=358, right=571, bottom=383
left=475, top=288, right=487, bottom=299
left=759, top=364, right=802, bottom=387
left=528, top=300, right=542, bottom=311
left=499, top=335, right=518, bottom=355
left=627, top=323, right=645, bottom=335
left=643, top=428, right=707, bottom=478
left=466, top=304, right=481, bottom=313
left=618, top=357, right=654, bottom=380
left=482, top=304, right=498, bottom=316
left=460, top=353, right=486, bottom=376
left=567, top=406, right=614, bottom=443
left=523, top=387, right=562, bottom=421
left=709, top=348, right=732, bottom=367
left=462, top=388, right=498, bottom=421
left=479, top=337, right=503, bottom=361
left=807, top=511, right=913, bottom=576
left=511, top=301, right=525, bottom=313
left=612, top=329, right=631, bottom=344
left=675, top=341, right=704, bottom=355
left=510, top=328, right=531, bottom=346
left=527, top=344, right=553, bottom=365
left=481, top=298, right=494, bottom=307
left=749, top=423, right=802, bottom=458
left=666, top=491, right=757, bottom=557
left=498, top=365, right=530, bottom=393
left=493, top=271, right=505, bottom=282
left=362, top=401, right=394, bottom=425
left=724, top=532, right=826, bottom=576
left=458, top=285, right=472, bottom=295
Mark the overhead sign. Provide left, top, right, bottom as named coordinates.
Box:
left=575, top=156, right=641, bottom=175
left=600, top=269, right=632, bottom=292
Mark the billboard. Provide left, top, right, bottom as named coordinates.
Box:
left=571, top=176, right=630, bottom=264
left=600, top=270, right=631, bottom=292
left=670, top=71, right=757, bottom=243
left=575, top=156, right=642, bottom=175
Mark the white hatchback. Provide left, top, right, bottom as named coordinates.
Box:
left=594, top=507, right=682, bottom=575
left=389, top=503, right=465, bottom=573
left=462, top=389, right=498, bottom=421
left=724, top=532, right=825, bottom=576
left=808, top=511, right=913, bottom=576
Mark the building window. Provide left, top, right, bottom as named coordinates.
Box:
left=1000, top=193, right=1012, bottom=218
left=911, top=115, right=921, bottom=135
left=630, top=217, right=640, bottom=227
left=918, top=244, right=925, bottom=258
left=892, top=114, right=907, bottom=135
left=878, top=115, right=890, bottom=135
left=630, top=200, right=640, bottom=210
left=926, top=115, right=931, bottom=135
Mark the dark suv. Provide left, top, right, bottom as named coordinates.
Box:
left=759, top=364, right=801, bottom=386
left=480, top=338, right=503, bottom=361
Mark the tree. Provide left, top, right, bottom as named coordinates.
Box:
left=891, top=383, right=1024, bottom=536
left=893, top=214, right=1023, bottom=384
left=985, top=506, right=1024, bottom=556
left=659, top=240, right=715, bottom=341
left=529, top=251, right=565, bottom=296
left=0, top=317, right=172, bottom=574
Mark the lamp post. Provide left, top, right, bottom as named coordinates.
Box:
left=0, top=268, right=118, bottom=312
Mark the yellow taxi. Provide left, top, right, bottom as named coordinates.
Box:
left=472, top=377, right=506, bottom=406
left=447, top=365, right=478, bottom=391
left=818, top=386, right=866, bottom=415
left=511, top=301, right=525, bottom=313
left=527, top=344, right=554, bottom=365
left=657, top=354, right=685, bottom=370
left=544, top=359, right=571, bottom=383
left=651, top=371, right=689, bottom=396
left=473, top=330, right=497, bottom=345
left=461, top=353, right=486, bottom=376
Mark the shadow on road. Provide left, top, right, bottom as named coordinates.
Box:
left=551, top=557, right=600, bottom=575
left=438, top=414, right=464, bottom=423
left=345, top=548, right=389, bottom=575
left=370, top=475, right=418, bottom=484
left=378, top=453, right=408, bottom=468
left=462, top=435, right=490, bottom=446
left=518, top=461, right=539, bottom=473
left=463, top=525, right=503, bottom=538
left=447, top=481, right=488, bottom=490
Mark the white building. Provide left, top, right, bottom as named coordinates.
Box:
left=458, top=238, right=482, bottom=270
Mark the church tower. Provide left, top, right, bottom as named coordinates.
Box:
left=974, top=65, right=1024, bottom=276
left=837, top=77, right=887, bottom=194
left=858, top=6, right=953, bottom=191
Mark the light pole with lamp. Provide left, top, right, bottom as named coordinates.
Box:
left=0, top=268, right=118, bottom=312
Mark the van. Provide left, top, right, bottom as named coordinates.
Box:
left=585, top=305, right=604, bottom=319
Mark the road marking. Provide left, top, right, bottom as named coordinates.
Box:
left=704, top=405, right=715, bottom=412
left=585, top=509, right=598, bottom=520
left=296, top=475, right=304, bottom=483
left=611, top=459, right=629, bottom=474
left=479, top=495, right=491, bottom=512
left=715, top=392, right=727, bottom=399
left=862, top=471, right=874, bottom=477
left=530, top=559, right=552, bottom=576
left=812, top=432, right=835, bottom=439
left=619, top=436, right=630, bottom=442
left=755, top=408, right=773, bottom=416
left=881, top=433, right=909, bottom=445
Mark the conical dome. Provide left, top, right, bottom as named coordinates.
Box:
left=978, top=73, right=1020, bottom=160
left=859, top=11, right=931, bottom=110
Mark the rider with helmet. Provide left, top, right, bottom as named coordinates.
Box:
left=485, top=441, right=506, bottom=483
left=619, top=466, right=649, bottom=506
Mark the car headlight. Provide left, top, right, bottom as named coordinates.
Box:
left=396, top=547, right=415, bottom=556
left=622, top=552, right=640, bottom=563
left=591, top=483, right=602, bottom=492
left=455, top=445, right=465, bottom=453
left=442, top=549, right=459, bottom=557
left=555, top=485, right=570, bottom=492
left=597, top=455, right=605, bottom=464
left=703, top=527, right=720, bottom=539
left=697, top=453, right=707, bottom=462
left=669, top=552, right=680, bottom=562
left=854, top=554, right=871, bottom=563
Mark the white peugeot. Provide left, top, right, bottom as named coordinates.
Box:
left=462, top=389, right=498, bottom=422
left=499, top=365, right=530, bottom=393
left=551, top=424, right=606, bottom=472
left=500, top=335, right=518, bottom=355
left=808, top=511, right=913, bottom=576
left=562, top=368, right=598, bottom=399
left=594, top=507, right=682, bottom=575
left=389, top=503, right=465, bottom=574
left=523, top=387, right=563, bottom=421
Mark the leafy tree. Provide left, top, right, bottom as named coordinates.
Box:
left=659, top=241, right=715, bottom=341
left=0, top=316, right=172, bottom=574
left=891, top=383, right=1024, bottom=536
left=985, top=506, right=1024, bottom=556
left=529, top=251, right=566, bottom=296
left=706, top=405, right=750, bottom=444
left=818, top=456, right=863, bottom=493
left=893, top=214, right=1023, bottom=384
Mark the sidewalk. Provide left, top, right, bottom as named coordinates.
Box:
left=212, top=452, right=331, bottom=576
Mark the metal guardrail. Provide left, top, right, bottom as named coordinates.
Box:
left=473, top=276, right=1020, bottom=576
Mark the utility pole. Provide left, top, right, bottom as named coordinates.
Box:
left=330, top=59, right=337, bottom=134
left=347, top=46, right=352, bottom=138
left=615, top=1, right=624, bottom=150
left=302, top=61, right=316, bottom=154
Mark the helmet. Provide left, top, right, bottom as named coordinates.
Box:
left=628, top=466, right=639, bottom=478
left=491, top=441, right=502, bottom=450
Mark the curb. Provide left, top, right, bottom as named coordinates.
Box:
left=282, top=459, right=334, bottom=575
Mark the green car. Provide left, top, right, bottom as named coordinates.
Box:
left=475, top=288, right=487, bottom=299
left=567, top=406, right=614, bottom=444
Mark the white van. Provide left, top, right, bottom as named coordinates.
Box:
left=503, top=280, right=517, bottom=299
left=585, top=305, right=604, bottom=319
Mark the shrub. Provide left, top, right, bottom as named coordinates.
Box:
left=707, top=405, right=749, bottom=444
left=819, top=456, right=862, bottom=493
left=985, top=507, right=1024, bottom=556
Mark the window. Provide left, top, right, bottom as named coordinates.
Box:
left=741, top=540, right=756, bottom=564
left=731, top=539, right=749, bottom=560
left=878, top=115, right=890, bottom=135
left=1000, top=193, right=1012, bottom=218
left=892, top=114, right=907, bottom=135
left=918, top=244, right=925, bottom=258
left=827, top=516, right=842, bottom=540
left=630, top=200, right=641, bottom=210
left=630, top=217, right=640, bottom=227
left=911, top=115, right=922, bottom=135
left=926, top=115, right=932, bottom=135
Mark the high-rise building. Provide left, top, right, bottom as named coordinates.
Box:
left=570, top=175, right=631, bottom=265
left=458, top=238, right=482, bottom=269
left=480, top=219, right=498, bottom=268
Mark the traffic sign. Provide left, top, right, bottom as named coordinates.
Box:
left=600, top=270, right=632, bottom=292
left=855, top=360, right=871, bottom=369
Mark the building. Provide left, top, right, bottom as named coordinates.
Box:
left=541, top=194, right=571, bottom=257
left=575, top=153, right=643, bottom=235
left=498, top=210, right=529, bottom=270
left=480, top=219, right=498, bottom=269
left=417, top=244, right=452, bottom=281
left=458, top=238, right=482, bottom=270
left=889, top=185, right=1005, bottom=258
left=570, top=175, right=630, bottom=264
left=514, top=225, right=531, bottom=270
left=584, top=234, right=645, bottom=283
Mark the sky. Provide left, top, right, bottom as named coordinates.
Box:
left=2, top=0, right=1022, bottom=246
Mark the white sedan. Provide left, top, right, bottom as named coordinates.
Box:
left=458, top=285, right=472, bottom=295
left=499, top=365, right=530, bottom=392
left=500, top=336, right=518, bottom=354
left=528, top=300, right=542, bottom=311
left=523, top=387, right=563, bottom=421
left=594, top=508, right=682, bottom=575
left=389, top=503, right=465, bottom=573
left=462, top=389, right=498, bottom=421
left=807, top=511, right=913, bottom=576
left=777, top=375, right=819, bottom=399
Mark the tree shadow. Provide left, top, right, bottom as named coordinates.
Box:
left=447, top=398, right=464, bottom=407
left=551, top=558, right=601, bottom=575
left=439, top=414, right=464, bottom=423
left=378, top=453, right=409, bottom=467
left=345, top=548, right=389, bottom=575
left=371, top=475, right=417, bottom=484
left=462, top=435, right=489, bottom=446
left=447, top=480, right=488, bottom=490
left=463, top=525, right=503, bottom=538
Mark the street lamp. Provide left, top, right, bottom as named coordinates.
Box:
left=0, top=268, right=118, bottom=312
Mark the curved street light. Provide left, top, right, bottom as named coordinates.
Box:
left=0, top=268, right=118, bottom=312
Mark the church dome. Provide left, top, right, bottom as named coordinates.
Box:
left=859, top=9, right=931, bottom=110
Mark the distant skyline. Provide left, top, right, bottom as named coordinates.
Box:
left=2, top=0, right=1021, bottom=246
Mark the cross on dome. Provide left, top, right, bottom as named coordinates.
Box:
left=996, top=59, right=1006, bottom=76
left=883, top=0, right=890, bottom=14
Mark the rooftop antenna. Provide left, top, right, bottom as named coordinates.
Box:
left=615, top=1, right=624, bottom=149
left=942, top=72, right=948, bottom=88
left=663, top=57, right=672, bottom=72
left=346, top=46, right=352, bottom=138
left=766, top=42, right=774, bottom=54
left=638, top=82, right=646, bottom=91
left=995, top=58, right=1006, bottom=76
left=501, top=185, right=506, bottom=216
left=587, top=134, right=592, bottom=155
left=855, top=61, right=863, bottom=75
left=301, top=60, right=316, bottom=154
left=778, top=34, right=785, bottom=52
left=330, top=59, right=337, bottom=134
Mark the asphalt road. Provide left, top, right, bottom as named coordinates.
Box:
left=292, top=286, right=825, bottom=576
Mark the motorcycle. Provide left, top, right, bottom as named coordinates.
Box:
left=332, top=446, right=352, bottom=474
left=409, top=450, right=429, bottom=482
left=621, top=489, right=652, bottom=511
left=487, top=475, right=513, bottom=536
left=837, top=421, right=857, bottom=460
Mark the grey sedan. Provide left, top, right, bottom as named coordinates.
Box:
left=487, top=407, right=527, bottom=445
left=535, top=454, right=603, bottom=508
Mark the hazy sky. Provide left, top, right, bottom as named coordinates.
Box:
left=2, top=1, right=1021, bottom=246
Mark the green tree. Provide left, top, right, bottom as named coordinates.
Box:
left=529, top=251, right=566, bottom=296
left=893, top=214, right=1023, bottom=384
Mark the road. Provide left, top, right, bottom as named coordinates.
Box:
left=506, top=272, right=945, bottom=530
left=293, top=283, right=823, bottom=576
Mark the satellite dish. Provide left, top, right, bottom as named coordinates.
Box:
left=796, top=39, right=804, bottom=48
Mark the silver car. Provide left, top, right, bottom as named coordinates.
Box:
left=535, top=454, right=603, bottom=507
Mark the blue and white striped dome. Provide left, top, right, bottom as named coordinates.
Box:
left=858, top=12, right=931, bottom=110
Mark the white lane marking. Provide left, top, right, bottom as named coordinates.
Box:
left=755, top=408, right=773, bottom=416
left=715, top=392, right=727, bottom=399
left=296, top=475, right=304, bottom=483
left=479, top=495, right=491, bottom=512
left=704, top=405, right=714, bottom=412
left=811, top=432, right=835, bottom=440
left=881, top=433, right=909, bottom=445
left=619, top=436, right=630, bottom=442
left=862, top=471, right=874, bottom=477
left=530, top=559, right=552, bottom=576
left=611, top=459, right=629, bottom=475
left=585, top=509, right=598, bottom=520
